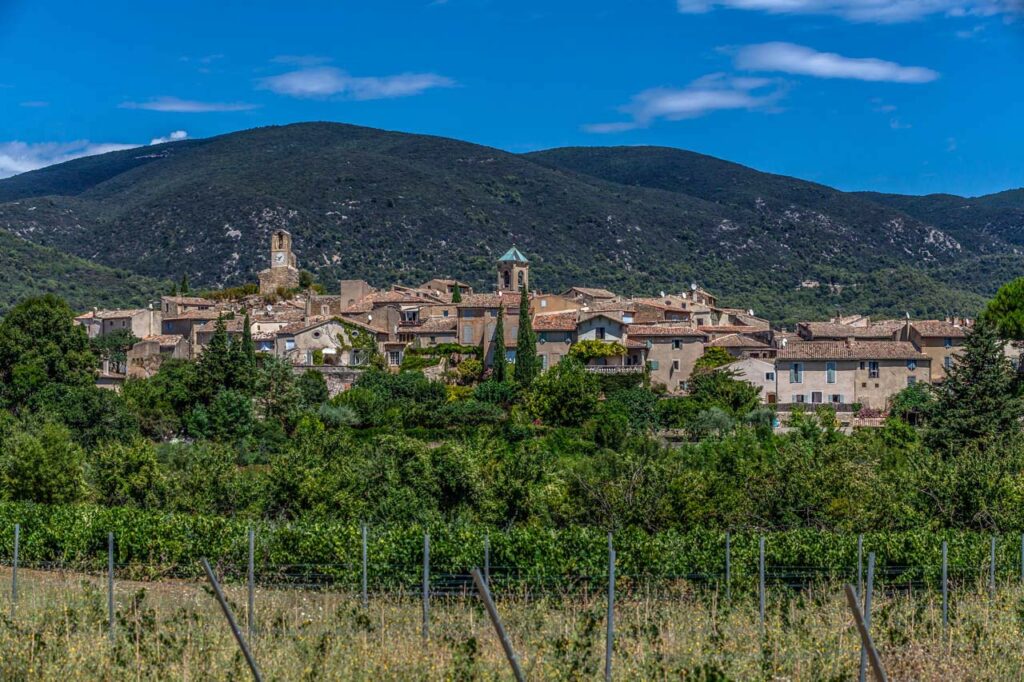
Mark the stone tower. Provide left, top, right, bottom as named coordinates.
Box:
left=258, top=229, right=301, bottom=295
left=496, top=246, right=529, bottom=293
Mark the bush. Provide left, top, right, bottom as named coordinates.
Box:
left=0, top=421, right=85, bottom=504
left=525, top=359, right=599, bottom=427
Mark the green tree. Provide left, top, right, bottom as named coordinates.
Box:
left=525, top=357, right=600, bottom=426
left=927, top=319, right=1023, bottom=452
left=491, top=305, right=508, bottom=382
left=0, top=421, right=85, bottom=504
left=88, top=439, right=166, bottom=507
left=0, top=295, right=96, bottom=411
left=694, top=346, right=734, bottom=371
left=983, top=277, right=1024, bottom=341
left=192, top=316, right=231, bottom=402
left=230, top=313, right=257, bottom=393
left=514, top=285, right=540, bottom=387
left=297, top=369, right=330, bottom=407
left=89, top=328, right=139, bottom=368
left=180, top=273, right=190, bottom=294
left=451, top=283, right=462, bottom=303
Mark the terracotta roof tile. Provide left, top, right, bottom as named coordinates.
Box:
left=911, top=320, right=968, bottom=338
left=533, top=311, right=578, bottom=331
left=778, top=341, right=927, bottom=361
left=706, top=333, right=768, bottom=348
left=798, top=322, right=900, bottom=340
left=626, top=325, right=705, bottom=337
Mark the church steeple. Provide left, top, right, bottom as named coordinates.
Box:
left=497, top=246, right=529, bottom=292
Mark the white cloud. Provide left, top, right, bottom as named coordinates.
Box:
left=120, top=96, right=259, bottom=112
left=677, top=0, right=1017, bottom=23
left=584, top=73, right=782, bottom=133
left=258, top=67, right=455, bottom=100
left=150, top=130, right=189, bottom=145
left=889, top=117, right=912, bottom=129
left=0, top=140, right=139, bottom=179
left=735, top=42, right=939, bottom=82
left=0, top=130, right=194, bottom=179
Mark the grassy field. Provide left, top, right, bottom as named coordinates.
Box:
left=0, top=567, right=1022, bottom=680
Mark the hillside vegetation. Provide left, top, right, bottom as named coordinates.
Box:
left=0, top=122, right=1019, bottom=322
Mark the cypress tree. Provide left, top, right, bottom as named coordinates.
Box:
left=451, top=283, right=462, bottom=303
left=926, top=318, right=1023, bottom=452
left=231, top=313, right=257, bottom=393
left=180, top=273, right=190, bottom=295
left=492, top=304, right=508, bottom=383
left=514, top=284, right=539, bottom=387
left=194, top=316, right=231, bottom=402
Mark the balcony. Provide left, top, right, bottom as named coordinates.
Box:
left=584, top=365, right=644, bottom=374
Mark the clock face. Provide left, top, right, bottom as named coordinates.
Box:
left=274, top=252, right=285, bottom=264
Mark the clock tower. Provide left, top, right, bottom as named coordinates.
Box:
left=259, top=229, right=300, bottom=295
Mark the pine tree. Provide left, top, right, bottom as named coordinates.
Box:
left=451, top=283, right=462, bottom=303
left=180, top=273, right=190, bottom=295
left=193, top=316, right=231, bottom=403
left=514, top=284, right=539, bottom=387
left=926, top=318, right=1023, bottom=452
left=491, top=304, right=508, bottom=383
left=230, top=313, right=257, bottom=393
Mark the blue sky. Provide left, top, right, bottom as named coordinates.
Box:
left=0, top=0, right=1022, bottom=195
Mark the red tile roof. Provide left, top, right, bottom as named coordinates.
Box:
left=778, top=341, right=928, bottom=361
left=627, top=325, right=705, bottom=337
left=911, top=320, right=968, bottom=338
left=533, top=311, right=578, bottom=331
left=706, top=333, right=768, bottom=348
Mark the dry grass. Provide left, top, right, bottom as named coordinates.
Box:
left=1, top=567, right=1023, bottom=680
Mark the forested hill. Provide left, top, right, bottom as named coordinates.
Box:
left=0, top=122, right=1020, bottom=323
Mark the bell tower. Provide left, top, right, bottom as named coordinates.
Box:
left=259, top=229, right=300, bottom=295
left=496, top=246, right=529, bottom=293
left=270, top=229, right=297, bottom=269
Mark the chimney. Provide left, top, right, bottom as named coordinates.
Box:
left=846, top=336, right=855, bottom=348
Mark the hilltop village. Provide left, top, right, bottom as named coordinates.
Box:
left=75, top=229, right=973, bottom=426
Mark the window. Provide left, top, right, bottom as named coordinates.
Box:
left=859, top=361, right=866, bottom=370
left=623, top=314, right=634, bottom=323
left=462, top=326, right=473, bottom=343
left=506, top=349, right=517, bottom=363
left=388, top=351, right=401, bottom=366
left=540, top=299, right=548, bottom=308
left=285, top=339, right=295, bottom=351
left=907, top=376, right=917, bottom=386
left=830, top=394, right=844, bottom=404
left=672, top=339, right=682, bottom=350
left=672, top=359, right=681, bottom=371
left=907, top=359, right=917, bottom=370
left=868, top=361, right=880, bottom=379
left=765, top=372, right=775, bottom=381
left=462, top=309, right=479, bottom=318
left=944, top=356, right=953, bottom=370
left=538, top=332, right=547, bottom=343
left=596, top=327, right=606, bottom=340
left=811, top=391, right=823, bottom=404
left=540, top=355, right=548, bottom=369
left=826, top=361, right=836, bottom=384
left=793, top=394, right=806, bottom=403
left=649, top=360, right=660, bottom=370
left=510, top=325, right=518, bottom=341
left=443, top=310, right=449, bottom=317
left=944, top=337, right=953, bottom=349
left=790, top=363, right=803, bottom=384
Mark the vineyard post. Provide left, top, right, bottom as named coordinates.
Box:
left=857, top=534, right=863, bottom=601
left=11, top=523, right=19, bottom=618
left=108, top=532, right=115, bottom=642
left=201, top=558, right=263, bottom=682
left=248, top=527, right=256, bottom=642
left=605, top=532, right=615, bottom=682
left=758, top=536, right=766, bottom=634
left=1020, top=534, right=1023, bottom=583
left=484, top=533, right=490, bottom=587
left=725, top=531, right=731, bottom=603
left=471, top=568, right=524, bottom=682
left=422, top=532, right=430, bottom=640
left=941, top=541, right=948, bottom=630
left=361, top=523, right=368, bottom=609
left=844, top=584, right=888, bottom=682
left=989, top=535, right=996, bottom=599
left=858, top=552, right=876, bottom=682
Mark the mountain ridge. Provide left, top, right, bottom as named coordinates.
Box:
left=0, top=122, right=1018, bottom=324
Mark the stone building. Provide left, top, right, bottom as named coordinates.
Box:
left=258, top=229, right=300, bottom=295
